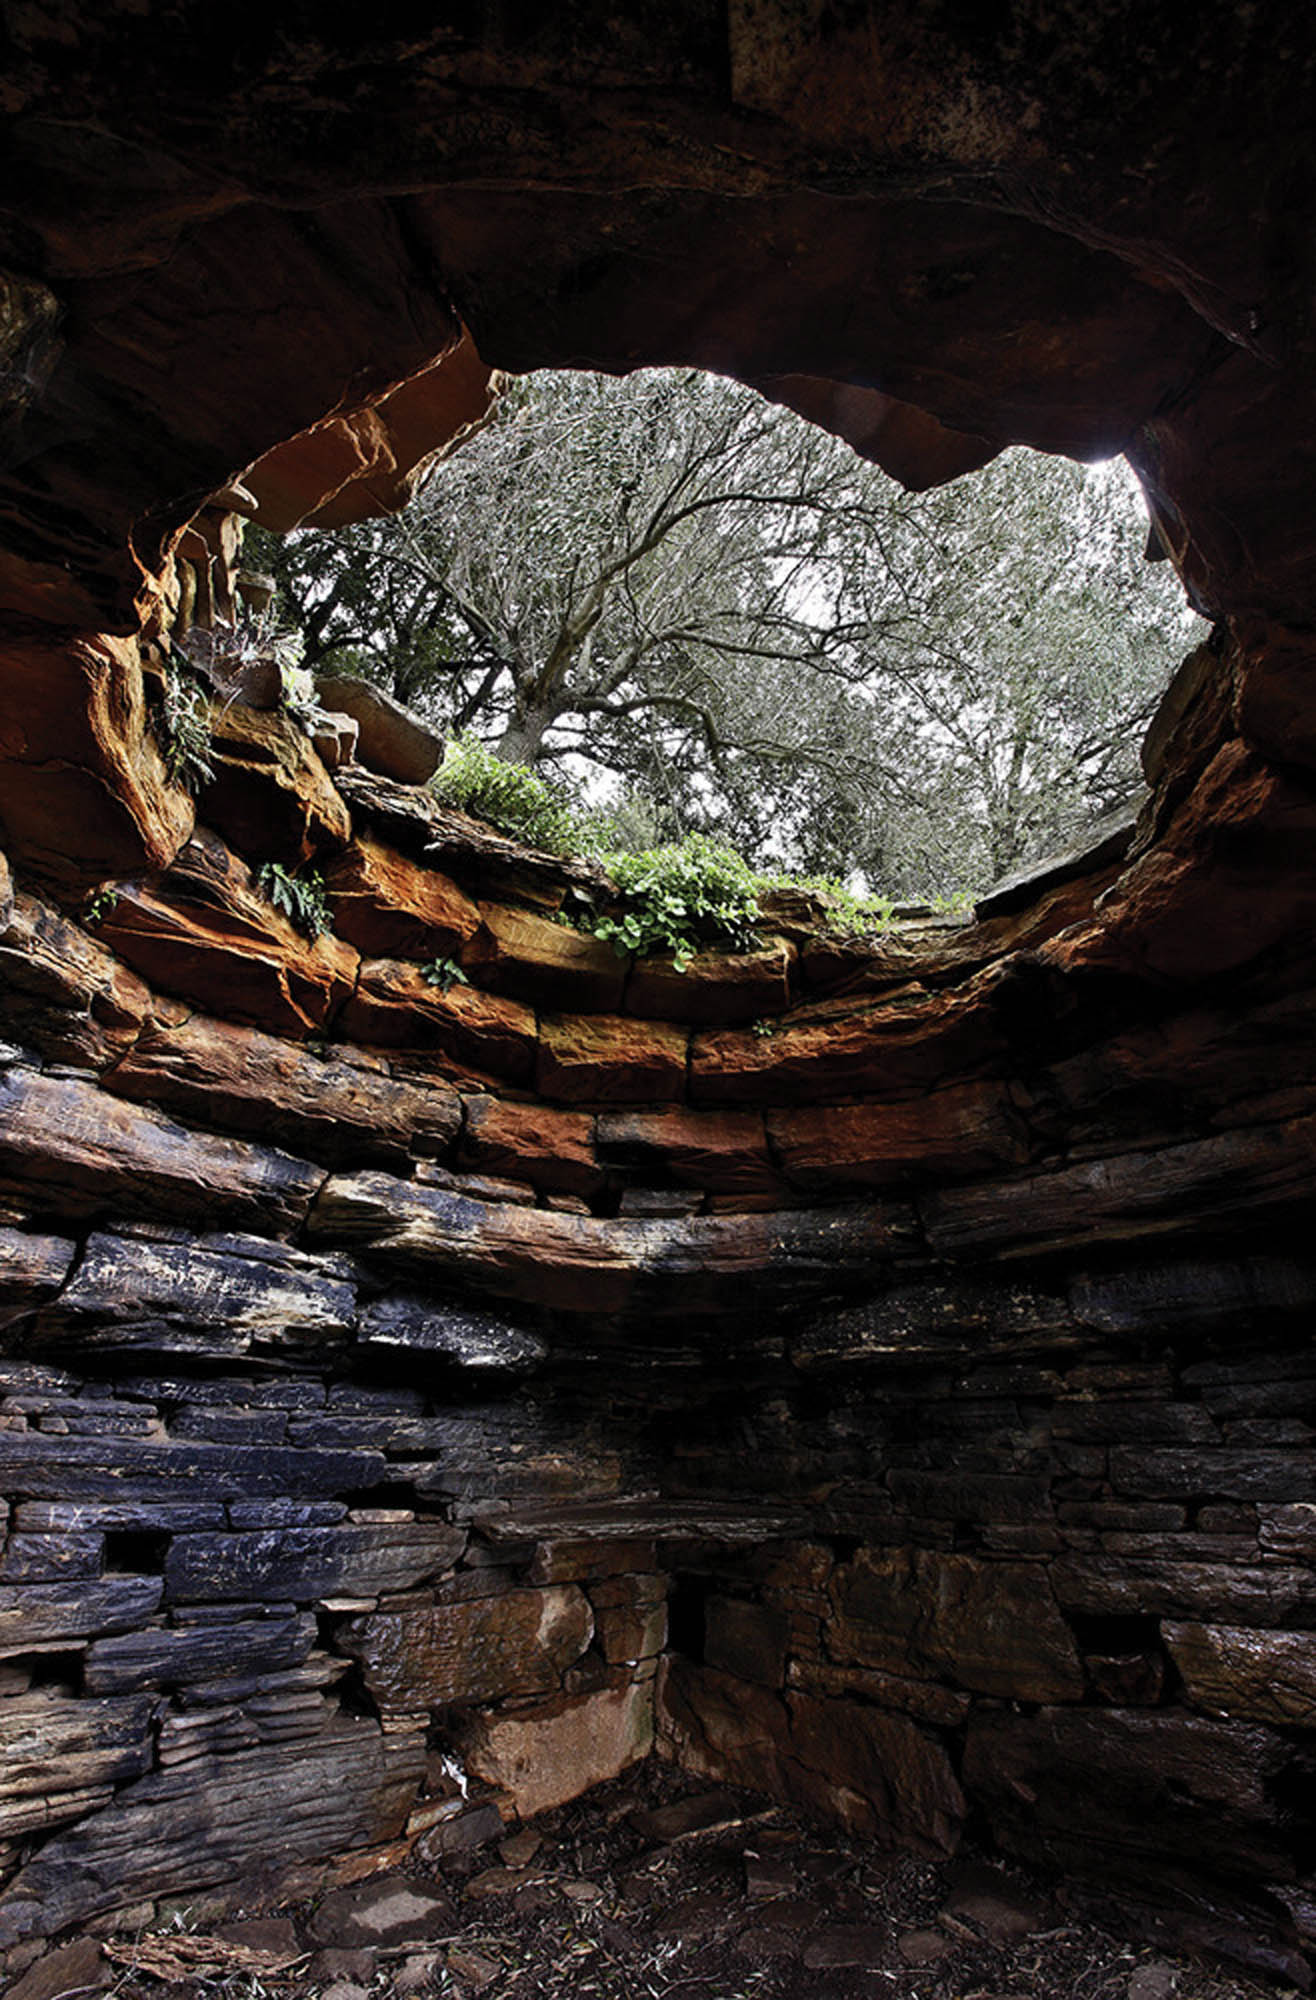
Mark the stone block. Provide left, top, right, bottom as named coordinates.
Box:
left=460, top=1096, right=601, bottom=1196
left=0, top=1578, right=163, bottom=1656
left=704, top=1597, right=789, bottom=1688
left=467, top=901, right=626, bottom=1011
left=85, top=1613, right=318, bottom=1693
left=201, top=702, right=352, bottom=866
left=163, top=1523, right=466, bottom=1603
left=537, top=1013, right=688, bottom=1104
left=341, top=960, right=536, bottom=1083
left=625, top=937, right=793, bottom=1025
left=107, top=1013, right=461, bottom=1167
left=0, top=1692, right=155, bottom=1837
left=339, top=1585, right=594, bottom=1713
left=0, top=1066, right=322, bottom=1234
left=453, top=1679, right=653, bottom=1819
left=48, top=1230, right=357, bottom=1361
left=323, top=837, right=480, bottom=959
left=0, top=1713, right=424, bottom=1944
left=829, top=1547, right=1084, bottom=1703
left=93, top=830, right=359, bottom=1038
left=1164, top=1620, right=1316, bottom=1725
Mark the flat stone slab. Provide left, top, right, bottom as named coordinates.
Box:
left=802, top=1922, right=890, bottom=1970
left=307, top=1873, right=453, bottom=1947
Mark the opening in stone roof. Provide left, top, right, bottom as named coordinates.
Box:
left=245, top=367, right=1204, bottom=910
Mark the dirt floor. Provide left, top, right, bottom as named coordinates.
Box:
left=31, top=1763, right=1302, bottom=2000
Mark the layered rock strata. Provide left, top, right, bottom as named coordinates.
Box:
left=0, top=612, right=1312, bottom=1980
left=0, top=3, right=1314, bottom=1985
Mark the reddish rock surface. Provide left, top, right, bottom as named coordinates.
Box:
left=453, top=1680, right=653, bottom=1819
left=200, top=704, right=352, bottom=867
left=93, top=834, right=359, bottom=1038
left=626, top=938, right=794, bottom=1025
left=341, top=959, right=537, bottom=1084
left=339, top=1585, right=594, bottom=1714
left=466, top=902, right=626, bottom=1013
left=767, top=1082, right=1030, bottom=1190
left=596, top=1107, right=779, bottom=1196
left=460, top=1096, right=601, bottom=1197
left=323, top=838, right=481, bottom=960
left=0, top=631, right=193, bottom=890
left=106, top=1013, right=461, bottom=1168
left=537, top=1013, right=688, bottom=1105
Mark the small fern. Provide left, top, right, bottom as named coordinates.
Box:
left=256, top=862, right=330, bottom=940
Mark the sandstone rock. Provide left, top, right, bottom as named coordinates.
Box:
left=201, top=702, right=351, bottom=866
left=704, top=1598, right=789, bottom=1688
left=306, top=1873, right=452, bottom=1948
left=107, top=1012, right=462, bottom=1168
left=657, top=1660, right=963, bottom=1854
left=0, top=1066, right=322, bottom=1232
left=5, top=1938, right=110, bottom=2000
left=786, top=1658, right=972, bottom=1728
left=0, top=1578, right=163, bottom=1657
left=1093, top=742, right=1316, bottom=981
left=452, top=1679, right=653, bottom=1819
left=92, top=830, right=359, bottom=1037
left=0, top=1430, right=386, bottom=1507
left=85, top=1614, right=317, bottom=1694
left=829, top=1547, right=1085, bottom=1703
left=0, top=1692, right=155, bottom=1838
left=162, top=1521, right=465, bottom=1604
left=333, top=767, right=605, bottom=909
left=357, top=1293, right=547, bottom=1373
left=340, top=959, right=536, bottom=1083
left=338, top=1585, right=594, bottom=1713
left=48, top=1229, right=356, bottom=1360
left=921, top=1113, right=1316, bottom=1261
left=0, top=629, right=193, bottom=891
left=975, top=801, right=1140, bottom=919
left=311, top=1167, right=911, bottom=1314
left=767, top=1080, right=1029, bottom=1190
left=1163, top=1621, right=1316, bottom=1725
left=243, top=331, right=493, bottom=532
left=963, top=1706, right=1294, bottom=1882
left=690, top=982, right=1002, bottom=1105
left=461, top=1095, right=601, bottom=1196
left=625, top=937, right=793, bottom=1025
left=0, top=890, right=153, bottom=1068
left=467, top=902, right=625, bottom=1011
left=596, top=1106, right=777, bottom=1195
left=315, top=677, right=442, bottom=785
left=0, top=1226, right=76, bottom=1328
left=322, top=836, right=480, bottom=959
left=0, top=1715, right=424, bottom=1944
left=537, top=1013, right=688, bottom=1104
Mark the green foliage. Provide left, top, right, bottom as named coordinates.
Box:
left=590, top=834, right=762, bottom=971
left=423, top=956, right=470, bottom=993
left=764, top=872, right=893, bottom=936
left=256, top=862, right=330, bottom=940
left=83, top=888, right=119, bottom=927
left=429, top=734, right=587, bottom=854
left=157, top=662, right=215, bottom=794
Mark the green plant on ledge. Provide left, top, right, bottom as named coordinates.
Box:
left=429, top=734, right=589, bottom=855
left=422, top=956, right=470, bottom=994
left=256, top=862, right=330, bottom=940
left=157, top=660, right=215, bottom=794
left=590, top=834, right=762, bottom=972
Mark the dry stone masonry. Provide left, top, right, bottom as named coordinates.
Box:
left=1, top=4, right=1315, bottom=1987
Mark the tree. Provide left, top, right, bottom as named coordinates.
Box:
left=257, top=368, right=1202, bottom=897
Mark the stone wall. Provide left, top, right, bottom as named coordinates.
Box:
left=0, top=607, right=1312, bottom=1979
left=2, top=7, right=1316, bottom=1980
